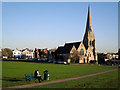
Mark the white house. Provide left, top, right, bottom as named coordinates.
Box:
left=112, top=54, right=118, bottom=60
left=22, top=48, right=34, bottom=59
left=13, top=48, right=22, bottom=58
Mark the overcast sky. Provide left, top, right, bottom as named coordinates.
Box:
left=2, top=2, right=118, bottom=53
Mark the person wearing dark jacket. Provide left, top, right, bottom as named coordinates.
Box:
left=34, top=69, right=43, bottom=83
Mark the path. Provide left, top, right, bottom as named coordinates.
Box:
left=3, top=69, right=118, bottom=89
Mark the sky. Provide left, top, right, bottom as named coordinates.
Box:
left=118, top=2, right=120, bottom=49
left=2, top=2, right=118, bottom=53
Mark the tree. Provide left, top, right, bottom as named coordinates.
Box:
left=3, top=48, right=13, bottom=58
left=21, top=55, right=26, bottom=59
left=70, top=50, right=79, bottom=63
left=2, top=50, right=9, bottom=57
left=90, top=60, right=96, bottom=63
left=97, top=53, right=105, bottom=64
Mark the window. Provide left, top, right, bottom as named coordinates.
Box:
left=88, top=52, right=91, bottom=57
left=90, top=41, right=92, bottom=46
left=80, top=49, right=84, bottom=55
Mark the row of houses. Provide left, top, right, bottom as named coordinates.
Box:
left=2, top=48, right=55, bottom=60
left=34, top=48, right=56, bottom=61
left=12, top=48, right=34, bottom=59
left=104, top=53, right=119, bottom=61
left=1, top=47, right=119, bottom=64
left=97, top=52, right=119, bottom=64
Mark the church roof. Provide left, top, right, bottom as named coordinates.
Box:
left=65, top=42, right=81, bottom=50
left=55, top=46, right=65, bottom=54
left=55, top=41, right=81, bottom=54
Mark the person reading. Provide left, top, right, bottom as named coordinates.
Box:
left=34, top=69, right=43, bottom=83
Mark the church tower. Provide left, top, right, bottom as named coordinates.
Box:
left=83, top=5, right=97, bottom=61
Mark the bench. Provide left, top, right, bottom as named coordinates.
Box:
left=25, top=73, right=36, bottom=81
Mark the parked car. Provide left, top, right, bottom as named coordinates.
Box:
left=32, top=58, right=38, bottom=61
left=53, top=60, right=57, bottom=64
left=48, top=60, right=53, bottom=63
left=55, top=61, right=64, bottom=64
left=59, top=61, right=64, bottom=64
left=64, top=61, right=67, bottom=65
left=119, top=64, right=120, bottom=68
left=38, top=59, right=41, bottom=61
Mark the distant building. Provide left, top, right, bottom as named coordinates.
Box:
left=112, top=53, right=118, bottom=59
left=3, top=56, right=8, bottom=59
left=13, top=48, right=22, bottom=58
left=22, top=48, right=34, bottom=59
left=34, top=48, right=49, bottom=59
left=55, top=5, right=97, bottom=63
left=48, top=48, right=56, bottom=60
left=105, top=53, right=118, bottom=60
left=97, top=52, right=119, bottom=64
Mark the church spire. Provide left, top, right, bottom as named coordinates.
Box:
left=83, top=5, right=95, bottom=50
left=83, top=5, right=97, bottom=61
left=86, top=5, right=92, bottom=30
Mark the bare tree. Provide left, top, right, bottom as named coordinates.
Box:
left=70, top=50, right=79, bottom=63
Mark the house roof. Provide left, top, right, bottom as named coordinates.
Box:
left=22, top=48, right=33, bottom=52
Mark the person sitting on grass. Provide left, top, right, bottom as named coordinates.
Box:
left=34, top=69, right=44, bottom=83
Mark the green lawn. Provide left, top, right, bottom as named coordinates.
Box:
left=2, top=61, right=118, bottom=88
left=29, top=70, right=118, bottom=88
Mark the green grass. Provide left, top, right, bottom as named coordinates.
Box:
left=30, top=70, right=118, bottom=88
left=2, top=61, right=118, bottom=88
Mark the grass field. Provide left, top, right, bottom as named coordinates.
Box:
left=2, top=61, right=118, bottom=88
left=29, top=70, right=118, bottom=88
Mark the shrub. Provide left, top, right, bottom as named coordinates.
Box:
left=90, top=60, right=96, bottom=63
left=21, top=55, right=26, bottom=59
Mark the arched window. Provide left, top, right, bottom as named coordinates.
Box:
left=80, top=49, right=84, bottom=55
left=90, top=41, right=92, bottom=46
left=88, top=52, right=91, bottom=57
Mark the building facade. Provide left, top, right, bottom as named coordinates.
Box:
left=34, top=48, right=49, bottom=60
left=12, top=48, right=22, bottom=58
left=22, top=48, right=34, bottom=59
left=55, top=5, right=97, bottom=63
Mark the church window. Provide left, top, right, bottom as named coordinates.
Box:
left=80, top=49, right=84, bottom=55
left=88, top=52, right=91, bottom=57
left=89, top=31, right=90, bottom=34
left=90, top=41, right=92, bottom=46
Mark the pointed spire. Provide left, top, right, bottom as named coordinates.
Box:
left=83, top=5, right=95, bottom=50
left=86, top=5, right=92, bottom=30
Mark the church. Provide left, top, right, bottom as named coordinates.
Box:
left=55, top=5, right=97, bottom=63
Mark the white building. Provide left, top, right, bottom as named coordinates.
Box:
left=22, top=48, right=34, bottom=59
left=112, top=54, right=118, bottom=59
left=13, top=48, right=22, bottom=58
